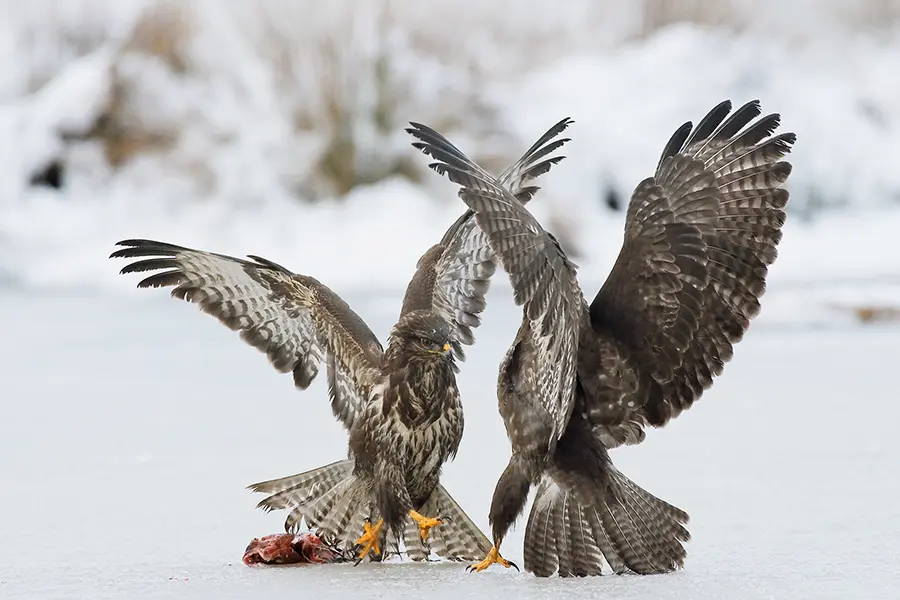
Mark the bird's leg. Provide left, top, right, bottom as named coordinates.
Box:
left=408, top=510, right=448, bottom=542
left=353, top=517, right=384, bottom=565
left=467, top=539, right=519, bottom=573
left=468, top=457, right=528, bottom=572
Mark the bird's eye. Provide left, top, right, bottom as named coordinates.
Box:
left=420, top=337, right=434, bottom=347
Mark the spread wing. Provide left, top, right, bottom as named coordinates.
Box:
left=401, top=118, right=573, bottom=362
left=407, top=121, right=583, bottom=444
left=110, top=239, right=384, bottom=432
left=584, top=100, right=795, bottom=447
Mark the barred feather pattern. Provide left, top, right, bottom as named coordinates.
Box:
left=523, top=469, right=690, bottom=577
left=248, top=460, right=383, bottom=557
left=250, top=462, right=490, bottom=562
left=326, top=352, right=367, bottom=430
left=109, top=240, right=383, bottom=432
left=112, top=239, right=495, bottom=563
left=402, top=484, right=494, bottom=562
left=401, top=118, right=574, bottom=362
left=407, top=102, right=794, bottom=578
left=407, top=119, right=583, bottom=448
left=587, top=98, right=796, bottom=444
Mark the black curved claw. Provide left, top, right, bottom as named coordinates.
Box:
left=465, top=559, right=520, bottom=573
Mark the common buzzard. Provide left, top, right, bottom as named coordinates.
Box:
left=407, top=99, right=795, bottom=576
left=109, top=118, right=573, bottom=563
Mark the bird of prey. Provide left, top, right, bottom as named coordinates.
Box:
left=109, top=118, right=573, bottom=564
left=407, top=99, right=795, bottom=576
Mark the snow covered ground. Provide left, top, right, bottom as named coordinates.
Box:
left=1, top=289, right=898, bottom=599
left=1, top=4, right=899, bottom=596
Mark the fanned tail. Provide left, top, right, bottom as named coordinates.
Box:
left=523, top=467, right=690, bottom=577
left=248, top=460, right=392, bottom=558
left=249, top=462, right=490, bottom=562
left=402, top=483, right=493, bottom=562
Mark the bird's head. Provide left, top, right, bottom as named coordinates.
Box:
left=389, top=310, right=455, bottom=364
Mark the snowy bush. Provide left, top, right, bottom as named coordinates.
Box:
left=1, top=0, right=900, bottom=292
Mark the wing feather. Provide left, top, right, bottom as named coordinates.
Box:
left=111, top=239, right=383, bottom=431
left=407, top=122, right=583, bottom=444
left=400, top=118, right=573, bottom=361
left=585, top=100, right=795, bottom=445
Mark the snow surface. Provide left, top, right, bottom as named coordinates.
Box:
left=2, top=3, right=899, bottom=598
left=1, top=290, right=899, bottom=599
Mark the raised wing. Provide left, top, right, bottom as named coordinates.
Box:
left=407, top=121, right=583, bottom=444
left=585, top=99, right=795, bottom=446
left=401, top=118, right=573, bottom=361
left=110, top=239, right=384, bottom=431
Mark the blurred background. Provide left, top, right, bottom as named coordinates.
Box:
left=0, top=0, right=898, bottom=324
left=3, top=3, right=900, bottom=598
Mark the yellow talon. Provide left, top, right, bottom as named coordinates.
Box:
left=467, top=544, right=519, bottom=573
left=409, top=510, right=445, bottom=542
left=353, top=518, right=384, bottom=563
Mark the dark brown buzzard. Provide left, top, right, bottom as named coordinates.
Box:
left=109, top=118, right=573, bottom=564
left=407, top=99, right=795, bottom=576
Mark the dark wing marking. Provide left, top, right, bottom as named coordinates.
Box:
left=110, top=239, right=384, bottom=431
left=585, top=100, right=795, bottom=445
left=400, top=119, right=573, bottom=361
left=407, top=122, right=583, bottom=444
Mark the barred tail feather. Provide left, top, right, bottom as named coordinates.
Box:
left=249, top=462, right=489, bottom=562
left=402, top=483, right=493, bottom=562
left=523, top=468, right=690, bottom=577
left=248, top=460, right=388, bottom=557
left=249, top=459, right=354, bottom=513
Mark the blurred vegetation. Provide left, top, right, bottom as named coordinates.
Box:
left=6, top=0, right=900, bottom=204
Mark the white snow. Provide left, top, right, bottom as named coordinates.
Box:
left=1, top=291, right=898, bottom=599
left=0, top=2, right=897, bottom=326
left=1, top=5, right=900, bottom=594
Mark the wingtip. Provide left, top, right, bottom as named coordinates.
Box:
left=109, top=247, right=138, bottom=260
left=109, top=239, right=175, bottom=260
left=406, top=121, right=438, bottom=139
left=111, top=239, right=145, bottom=252
left=410, top=141, right=430, bottom=155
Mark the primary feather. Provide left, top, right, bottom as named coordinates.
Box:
left=110, top=118, right=574, bottom=565
left=409, top=99, right=795, bottom=576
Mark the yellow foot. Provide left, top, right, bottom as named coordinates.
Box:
left=409, top=510, right=446, bottom=542
left=353, top=518, right=384, bottom=564
left=466, top=544, right=519, bottom=573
